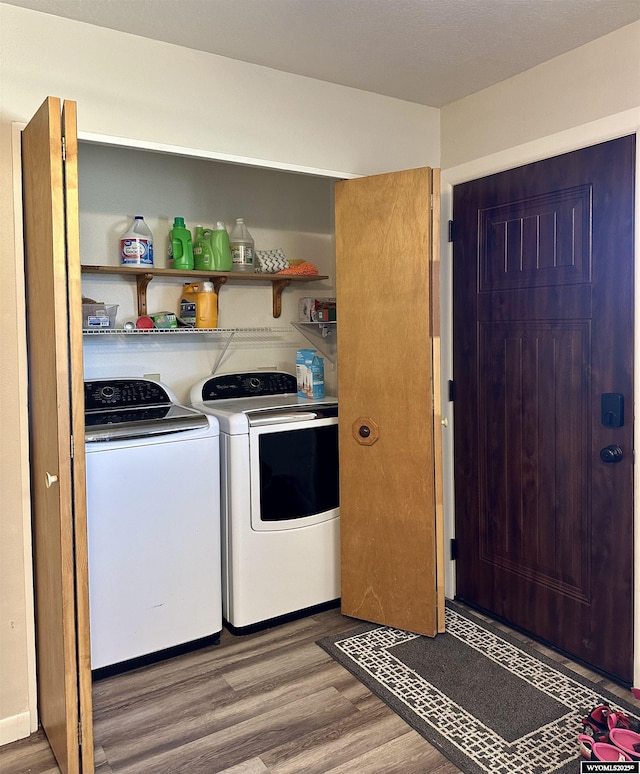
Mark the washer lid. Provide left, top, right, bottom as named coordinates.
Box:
left=247, top=404, right=338, bottom=426
left=84, top=377, right=211, bottom=441
left=85, top=406, right=210, bottom=442
left=190, top=394, right=338, bottom=434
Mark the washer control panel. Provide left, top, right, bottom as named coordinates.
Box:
left=84, top=379, right=172, bottom=410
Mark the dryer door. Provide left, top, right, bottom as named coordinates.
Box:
left=248, top=415, right=339, bottom=531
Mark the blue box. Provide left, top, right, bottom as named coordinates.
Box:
left=296, top=349, right=325, bottom=399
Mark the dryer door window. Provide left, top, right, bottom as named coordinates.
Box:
left=249, top=417, right=339, bottom=531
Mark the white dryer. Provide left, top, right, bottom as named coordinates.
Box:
left=189, top=371, right=340, bottom=632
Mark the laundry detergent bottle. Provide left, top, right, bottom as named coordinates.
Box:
left=196, top=281, right=218, bottom=328
left=169, top=217, right=194, bottom=270
left=207, top=221, right=233, bottom=271
left=179, top=282, right=199, bottom=327
left=193, top=225, right=214, bottom=271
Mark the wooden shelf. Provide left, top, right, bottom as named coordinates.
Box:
left=81, top=265, right=329, bottom=318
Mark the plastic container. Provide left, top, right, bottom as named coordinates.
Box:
left=179, top=282, right=199, bottom=327
left=229, top=218, right=255, bottom=273
left=204, top=221, right=233, bottom=271
left=120, top=215, right=153, bottom=266
left=196, top=281, right=218, bottom=328
left=193, top=225, right=214, bottom=271
left=169, top=217, right=194, bottom=270
left=82, top=304, right=118, bottom=329
left=135, top=315, right=154, bottom=330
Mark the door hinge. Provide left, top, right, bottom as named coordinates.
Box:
left=430, top=193, right=434, bottom=210
left=448, top=220, right=454, bottom=242
left=61, top=136, right=66, bottom=161
left=450, top=538, right=458, bottom=561
left=448, top=380, right=455, bottom=402
left=70, top=434, right=75, bottom=459
left=77, top=719, right=82, bottom=747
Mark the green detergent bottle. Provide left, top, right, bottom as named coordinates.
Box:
left=204, top=221, right=233, bottom=271
left=193, top=225, right=214, bottom=271
left=169, top=217, right=194, bottom=270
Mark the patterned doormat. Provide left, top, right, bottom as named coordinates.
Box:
left=317, top=601, right=640, bottom=773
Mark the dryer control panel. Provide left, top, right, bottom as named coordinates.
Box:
left=200, top=371, right=297, bottom=401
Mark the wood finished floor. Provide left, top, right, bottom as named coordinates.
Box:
left=0, top=605, right=634, bottom=773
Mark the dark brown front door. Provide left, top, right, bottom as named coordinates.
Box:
left=453, top=136, right=635, bottom=684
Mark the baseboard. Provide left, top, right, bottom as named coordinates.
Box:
left=0, top=711, right=33, bottom=747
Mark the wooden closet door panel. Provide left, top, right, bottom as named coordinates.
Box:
left=22, top=96, right=92, bottom=774
left=62, top=100, right=94, bottom=772
left=335, top=167, right=440, bottom=636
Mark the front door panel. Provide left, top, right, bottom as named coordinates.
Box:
left=453, top=137, right=635, bottom=683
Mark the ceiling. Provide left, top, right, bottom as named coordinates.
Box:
left=4, top=0, right=640, bottom=106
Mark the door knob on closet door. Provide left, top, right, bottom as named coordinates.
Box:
left=45, top=472, right=59, bottom=488
left=352, top=417, right=379, bottom=446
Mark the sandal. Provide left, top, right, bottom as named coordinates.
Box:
left=579, top=734, right=633, bottom=762
left=582, top=703, right=640, bottom=741
left=608, top=727, right=640, bottom=760
left=609, top=709, right=640, bottom=733
left=582, top=704, right=615, bottom=741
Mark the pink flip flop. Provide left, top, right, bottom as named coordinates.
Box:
left=608, top=727, right=640, bottom=760
left=579, top=734, right=633, bottom=762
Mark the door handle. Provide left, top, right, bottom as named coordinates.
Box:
left=600, top=445, right=623, bottom=464
left=352, top=416, right=379, bottom=446
left=45, top=471, right=59, bottom=487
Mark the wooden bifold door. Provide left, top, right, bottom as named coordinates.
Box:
left=335, top=167, right=444, bottom=636
left=22, top=97, right=93, bottom=773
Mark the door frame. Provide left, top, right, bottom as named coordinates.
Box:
left=440, top=109, right=640, bottom=683
left=10, top=119, right=39, bottom=737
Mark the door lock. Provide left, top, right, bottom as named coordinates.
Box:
left=600, top=445, right=623, bottom=464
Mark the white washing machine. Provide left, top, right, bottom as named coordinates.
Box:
left=189, top=371, right=340, bottom=632
left=84, top=377, right=221, bottom=671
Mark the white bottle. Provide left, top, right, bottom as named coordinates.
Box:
left=120, top=215, right=154, bottom=266
left=229, top=218, right=255, bottom=273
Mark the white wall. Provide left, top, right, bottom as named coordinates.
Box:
left=439, top=21, right=640, bottom=678
left=78, top=143, right=339, bottom=399
left=0, top=2, right=439, bottom=744
left=441, top=20, right=640, bottom=169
